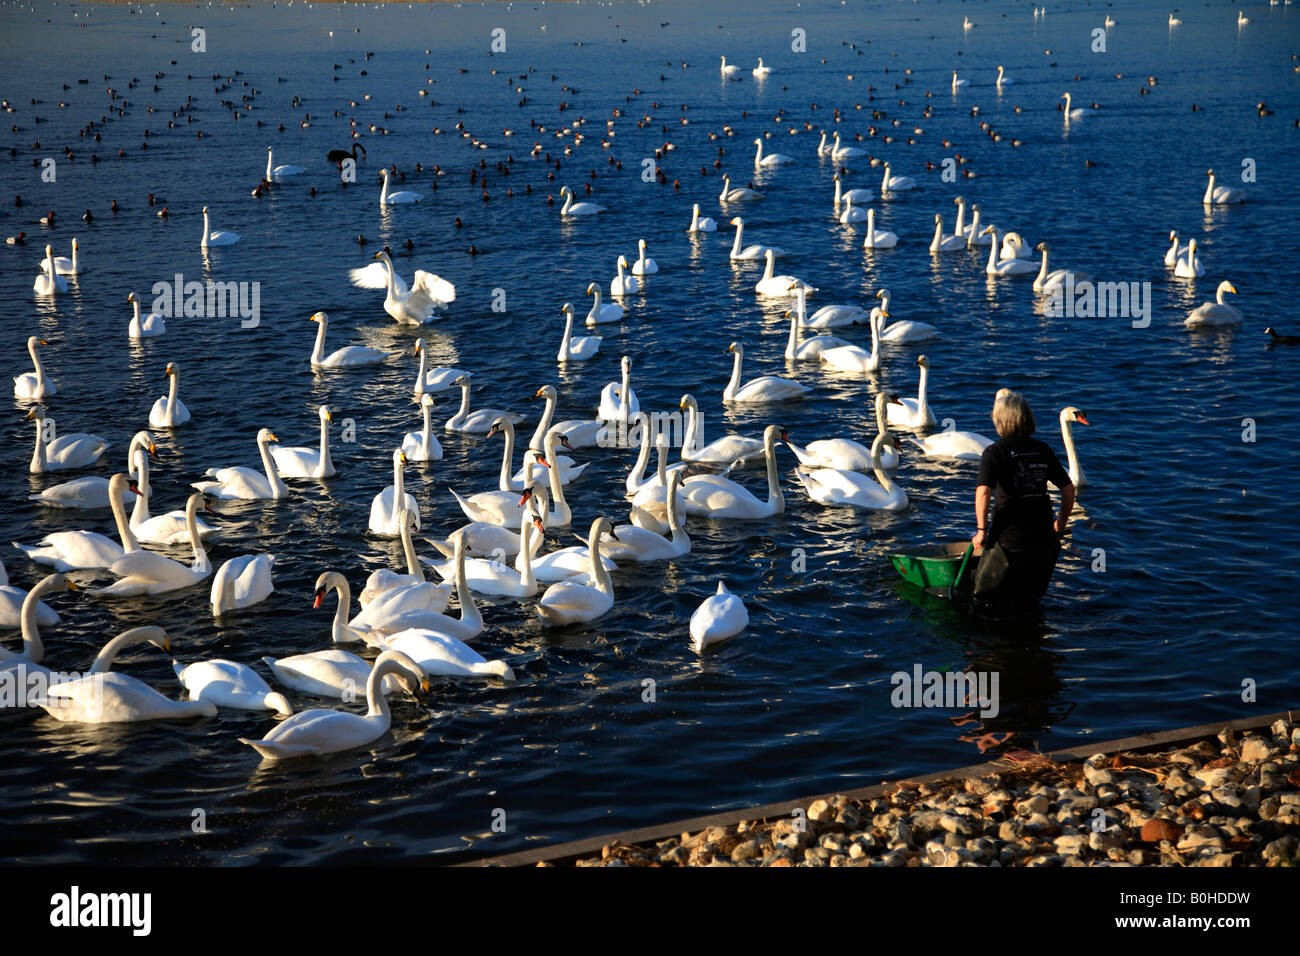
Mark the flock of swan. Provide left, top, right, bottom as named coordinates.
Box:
left=5, top=7, right=1269, bottom=769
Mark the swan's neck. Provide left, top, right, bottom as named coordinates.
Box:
left=380, top=174, right=390, bottom=204
left=654, top=440, right=667, bottom=486
left=266, top=149, right=274, bottom=179
left=871, top=433, right=897, bottom=494
left=1036, top=247, right=1050, bottom=283
left=186, top=497, right=209, bottom=573
left=517, top=517, right=537, bottom=591
left=730, top=220, right=743, bottom=256
left=131, top=449, right=151, bottom=526
left=456, top=382, right=471, bottom=422
left=110, top=480, right=139, bottom=553
left=618, top=365, right=631, bottom=427
left=874, top=393, right=889, bottom=438
left=421, top=402, right=433, bottom=452
left=392, top=453, right=406, bottom=503
left=720, top=177, right=729, bottom=201
left=399, top=513, right=423, bottom=580
left=793, top=288, right=807, bottom=324
left=558, top=310, right=573, bottom=359
left=330, top=578, right=353, bottom=642
left=726, top=349, right=743, bottom=399
left=628, top=417, right=652, bottom=493
left=763, top=433, right=784, bottom=512
left=318, top=415, right=332, bottom=476
left=755, top=141, right=763, bottom=162
left=867, top=310, right=881, bottom=367
left=761, top=253, right=775, bottom=282
left=543, top=433, right=569, bottom=524
left=930, top=218, right=942, bottom=250
left=452, top=542, right=481, bottom=631
left=667, top=479, right=685, bottom=543
left=834, top=178, right=842, bottom=203
left=683, top=399, right=700, bottom=456
left=690, top=206, right=699, bottom=229
left=166, top=369, right=179, bottom=416
left=987, top=231, right=999, bottom=269
left=310, top=319, right=328, bottom=365
left=954, top=200, right=966, bottom=235
left=561, top=190, right=572, bottom=214
left=214, top=566, right=236, bottom=615
left=382, top=257, right=398, bottom=300
left=259, top=437, right=288, bottom=499
left=588, top=524, right=613, bottom=597
left=917, top=364, right=930, bottom=419
left=531, top=391, right=556, bottom=452
left=497, top=421, right=516, bottom=492
left=1061, top=417, right=1082, bottom=485
left=201, top=210, right=210, bottom=247
left=785, top=312, right=801, bottom=359
left=967, top=209, right=981, bottom=246
left=364, top=658, right=399, bottom=720
left=30, top=416, right=46, bottom=473
left=30, top=339, right=46, bottom=384
left=131, top=298, right=141, bottom=328
left=89, top=631, right=139, bottom=674
left=866, top=208, right=876, bottom=241
left=1203, top=174, right=1215, bottom=204
left=19, top=581, right=51, bottom=663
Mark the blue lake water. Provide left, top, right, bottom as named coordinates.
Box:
left=1, top=0, right=1297, bottom=864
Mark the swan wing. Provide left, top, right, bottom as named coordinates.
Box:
left=412, top=270, right=457, bottom=308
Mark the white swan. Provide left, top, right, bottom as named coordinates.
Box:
left=756, top=249, right=814, bottom=297
left=358, top=506, right=439, bottom=607
left=194, top=428, right=290, bottom=500
left=271, top=405, right=336, bottom=478
left=38, top=238, right=81, bottom=276
left=1164, top=230, right=1191, bottom=267
left=511, top=412, right=586, bottom=487
left=875, top=289, right=939, bottom=344
left=830, top=131, right=867, bottom=160
left=558, top=303, right=602, bottom=362
left=690, top=582, right=748, bottom=652
left=719, top=174, right=764, bottom=202
left=839, top=195, right=870, bottom=224
left=1169, top=13, right=1182, bottom=26
left=200, top=206, right=239, bottom=247
left=819, top=309, right=882, bottom=375
left=983, top=227, right=1039, bottom=275
left=752, top=58, right=773, bottom=78
left=26, top=405, right=108, bottom=473
left=1186, top=281, right=1243, bottom=329
left=910, top=422, right=994, bottom=460
left=585, top=282, right=625, bottom=324
left=0, top=567, right=61, bottom=634
left=266, top=145, right=305, bottom=181
left=881, top=162, right=915, bottom=192
left=309, top=311, right=391, bottom=368
left=14, top=336, right=57, bottom=400
left=688, top=203, right=717, bottom=232
left=724, top=341, right=809, bottom=403
left=720, top=56, right=740, bottom=76
left=1174, top=237, right=1205, bottom=278
left=600, top=471, right=689, bottom=563
left=796, top=432, right=908, bottom=511
left=94, top=494, right=212, bottom=597
left=14, top=474, right=140, bottom=570
left=536, top=517, right=616, bottom=626
left=432, top=506, right=540, bottom=598
left=129, top=446, right=217, bottom=546
left=784, top=392, right=902, bottom=471
left=1033, top=243, right=1090, bottom=292
left=598, top=354, right=642, bottom=422
left=369, top=450, right=420, bottom=537
left=834, top=175, right=873, bottom=206
left=929, top=214, right=965, bottom=252
left=610, top=255, right=641, bottom=297
left=679, top=393, right=765, bottom=465
left=174, top=657, right=292, bottom=715
left=1203, top=169, right=1245, bottom=205
left=401, top=395, right=444, bottom=462
left=1060, top=406, right=1089, bottom=488
left=952, top=196, right=974, bottom=239
left=729, top=217, right=784, bottom=260
left=239, top=650, right=427, bottom=760
left=952, top=71, right=970, bottom=91
left=264, top=649, right=406, bottom=702
left=377, top=533, right=481, bottom=641
left=127, top=291, right=165, bottom=338
left=446, top=375, right=522, bottom=434
left=682, top=425, right=785, bottom=519
left=411, top=338, right=466, bottom=396
left=373, top=250, right=455, bottom=324
left=42, top=627, right=219, bottom=723
left=1000, top=231, right=1033, bottom=260
left=631, top=238, right=659, bottom=276
left=148, top=361, right=190, bottom=428
left=816, top=130, right=832, bottom=156
left=530, top=383, right=604, bottom=452
left=316, top=570, right=450, bottom=644
left=33, top=245, right=68, bottom=295
left=965, top=205, right=992, bottom=246
left=378, top=168, right=423, bottom=204
left=862, top=208, right=899, bottom=249
left=1061, top=92, right=1094, bottom=121
left=887, top=355, right=938, bottom=428
left=754, top=137, right=793, bottom=167
left=559, top=184, right=604, bottom=216
left=785, top=307, right=850, bottom=360
left=210, top=554, right=275, bottom=617
left=384, top=628, right=514, bottom=681
left=1238, top=10, right=1250, bottom=26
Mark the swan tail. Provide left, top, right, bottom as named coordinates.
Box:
left=238, top=737, right=316, bottom=761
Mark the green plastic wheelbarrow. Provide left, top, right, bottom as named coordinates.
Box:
left=887, top=542, right=980, bottom=597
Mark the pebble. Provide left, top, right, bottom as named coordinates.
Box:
left=569, top=720, right=1300, bottom=867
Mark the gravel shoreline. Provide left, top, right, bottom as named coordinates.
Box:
left=559, top=719, right=1300, bottom=867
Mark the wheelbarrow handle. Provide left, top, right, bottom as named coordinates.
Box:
left=948, top=542, right=976, bottom=598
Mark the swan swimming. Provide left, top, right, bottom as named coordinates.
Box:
left=271, top=405, right=336, bottom=478
left=128, top=292, right=166, bottom=339
left=26, top=405, right=108, bottom=473
left=200, top=206, right=239, bottom=247
left=559, top=184, right=604, bottom=216
left=378, top=168, right=423, bottom=204
left=308, top=311, right=392, bottom=368
left=148, top=362, right=190, bottom=428
left=14, top=337, right=57, bottom=400
left=690, top=582, right=748, bottom=652
left=729, top=217, right=784, bottom=260
left=687, top=203, right=718, bottom=232
left=724, top=342, right=810, bottom=403
left=1185, top=281, right=1243, bottom=329
left=1203, top=169, right=1245, bottom=205
left=33, top=245, right=68, bottom=295
left=194, top=428, right=290, bottom=500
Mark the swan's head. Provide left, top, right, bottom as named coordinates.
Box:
left=621, top=354, right=632, bottom=372
left=1168, top=230, right=1177, bottom=241
left=532, top=385, right=556, bottom=401
left=319, top=405, right=333, bottom=421
left=1187, top=238, right=1197, bottom=252
left=412, top=338, right=424, bottom=355
left=982, top=225, right=996, bottom=236
left=917, top=355, right=930, bottom=369
left=638, top=238, right=647, bottom=251
left=586, top=282, right=598, bottom=296
left=420, top=394, right=434, bottom=409
left=875, top=288, right=890, bottom=303
left=1220, top=281, right=1238, bottom=296
left=561, top=302, right=573, bottom=318
left=372, top=249, right=391, bottom=262
left=120, top=626, right=170, bottom=655
left=933, top=213, right=941, bottom=223
left=257, top=428, right=279, bottom=444
left=309, top=311, right=327, bottom=324
left=727, top=342, right=742, bottom=356
left=679, top=394, right=691, bottom=412
left=1060, top=406, right=1090, bottom=427
left=762, top=424, right=784, bottom=448
left=311, top=570, right=347, bottom=607
left=618, top=255, right=629, bottom=268
left=730, top=217, right=742, bottom=227
left=379, top=168, right=390, bottom=179
left=165, top=361, right=180, bottom=378
left=1035, top=242, right=1049, bottom=252
left=377, top=650, right=431, bottom=698
left=453, top=374, right=470, bottom=387
left=202, top=206, right=209, bottom=214
left=26, top=405, right=46, bottom=421
left=126, top=292, right=138, bottom=305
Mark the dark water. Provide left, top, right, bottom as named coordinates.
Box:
left=1, top=0, right=1297, bottom=864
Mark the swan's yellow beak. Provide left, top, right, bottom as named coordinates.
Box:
left=400, top=453, right=408, bottom=463
left=148, top=442, right=157, bottom=455
left=39, top=339, right=49, bottom=346
left=267, top=433, right=279, bottom=442
left=324, top=410, right=333, bottom=422
left=1226, top=283, right=1238, bottom=294
left=881, top=310, right=890, bottom=318
left=66, top=580, right=80, bottom=592
left=161, top=636, right=172, bottom=653
left=533, top=387, right=546, bottom=398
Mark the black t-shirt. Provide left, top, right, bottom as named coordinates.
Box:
left=977, top=435, right=1071, bottom=549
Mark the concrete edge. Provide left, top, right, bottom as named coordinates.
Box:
left=458, top=707, right=1298, bottom=867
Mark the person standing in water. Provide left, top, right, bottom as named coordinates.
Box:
left=970, top=390, right=1076, bottom=610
